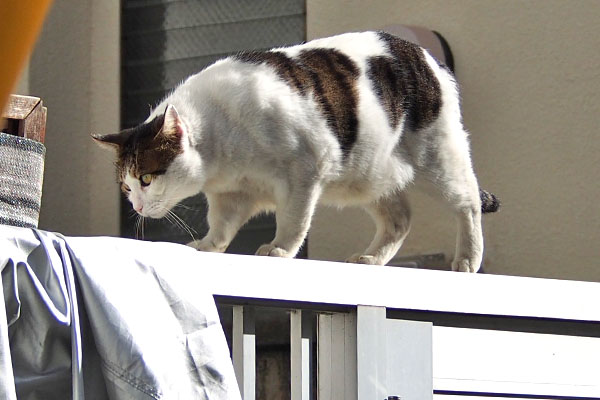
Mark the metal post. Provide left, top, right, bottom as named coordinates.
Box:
left=291, top=310, right=312, bottom=400
left=357, top=306, right=387, bottom=400
left=233, top=306, right=255, bottom=400
left=317, top=312, right=357, bottom=400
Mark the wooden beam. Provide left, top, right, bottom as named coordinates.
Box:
left=1, top=94, right=47, bottom=143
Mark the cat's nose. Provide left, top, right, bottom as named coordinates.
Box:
left=134, top=204, right=143, bottom=213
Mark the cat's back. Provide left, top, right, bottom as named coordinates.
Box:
left=180, top=31, right=452, bottom=203
left=277, top=31, right=389, bottom=60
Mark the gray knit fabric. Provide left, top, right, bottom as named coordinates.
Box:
left=0, top=132, right=45, bottom=228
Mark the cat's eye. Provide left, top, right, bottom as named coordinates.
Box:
left=140, top=174, right=153, bottom=186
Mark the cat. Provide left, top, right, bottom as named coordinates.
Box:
left=93, top=31, right=499, bottom=272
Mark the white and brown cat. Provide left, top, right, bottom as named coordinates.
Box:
left=93, top=31, right=499, bottom=272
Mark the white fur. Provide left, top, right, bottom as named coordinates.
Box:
left=127, top=32, right=485, bottom=271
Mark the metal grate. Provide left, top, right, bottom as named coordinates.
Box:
left=121, top=0, right=306, bottom=253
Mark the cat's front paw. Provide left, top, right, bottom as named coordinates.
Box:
left=451, top=258, right=479, bottom=273
left=187, top=238, right=226, bottom=253
left=345, top=254, right=381, bottom=265
left=255, top=244, right=292, bottom=258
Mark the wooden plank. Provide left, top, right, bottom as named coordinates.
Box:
left=432, top=326, right=600, bottom=398
left=22, top=100, right=46, bottom=143
left=1, top=94, right=46, bottom=143
left=2, top=94, right=39, bottom=120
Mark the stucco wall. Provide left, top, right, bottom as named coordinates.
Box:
left=306, top=0, right=600, bottom=281
left=20, top=1, right=599, bottom=281
left=27, top=0, right=120, bottom=236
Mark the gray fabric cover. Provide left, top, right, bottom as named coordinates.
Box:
left=0, top=132, right=45, bottom=228
left=0, top=226, right=241, bottom=400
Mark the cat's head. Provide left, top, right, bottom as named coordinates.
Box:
left=92, top=104, right=200, bottom=218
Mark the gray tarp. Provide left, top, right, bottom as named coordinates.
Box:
left=0, top=226, right=241, bottom=400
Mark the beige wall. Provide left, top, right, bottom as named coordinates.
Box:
left=20, top=1, right=599, bottom=281
left=307, top=0, right=600, bottom=281
left=25, top=0, right=120, bottom=236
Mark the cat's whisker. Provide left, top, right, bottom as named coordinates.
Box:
left=134, top=214, right=146, bottom=240
left=155, top=197, right=197, bottom=212
left=171, top=211, right=198, bottom=241
left=135, top=215, right=141, bottom=239
left=164, top=208, right=197, bottom=241
left=164, top=212, right=187, bottom=239
left=173, top=203, right=198, bottom=212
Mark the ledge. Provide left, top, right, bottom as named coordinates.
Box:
left=7, top=229, right=593, bottom=324
left=189, top=250, right=600, bottom=323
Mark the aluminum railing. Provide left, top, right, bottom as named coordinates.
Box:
left=198, top=252, right=600, bottom=400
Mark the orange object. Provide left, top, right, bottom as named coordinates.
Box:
left=0, top=0, right=53, bottom=114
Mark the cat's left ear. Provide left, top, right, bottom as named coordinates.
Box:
left=91, top=130, right=132, bottom=151
left=158, top=104, right=185, bottom=141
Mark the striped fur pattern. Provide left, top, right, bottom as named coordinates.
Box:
left=93, top=31, right=499, bottom=272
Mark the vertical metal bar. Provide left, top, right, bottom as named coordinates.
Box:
left=233, top=306, right=255, bottom=400
left=357, top=306, right=387, bottom=400
left=317, top=314, right=333, bottom=399
left=331, top=313, right=346, bottom=399
left=344, top=312, right=357, bottom=400
left=292, top=310, right=313, bottom=400
left=232, top=306, right=243, bottom=390
left=386, top=319, right=433, bottom=400
left=291, top=309, right=302, bottom=400
left=317, top=312, right=357, bottom=400
left=301, top=311, right=313, bottom=400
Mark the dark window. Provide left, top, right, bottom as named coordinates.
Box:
left=121, top=0, right=307, bottom=256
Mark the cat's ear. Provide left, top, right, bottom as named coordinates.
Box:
left=91, top=130, right=131, bottom=151
left=158, top=104, right=185, bottom=141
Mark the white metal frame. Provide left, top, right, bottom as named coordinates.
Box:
left=199, top=252, right=600, bottom=400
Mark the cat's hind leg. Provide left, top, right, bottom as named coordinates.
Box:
left=188, top=191, right=261, bottom=253
left=346, top=191, right=411, bottom=265
left=419, top=134, right=484, bottom=273
left=435, top=181, right=483, bottom=273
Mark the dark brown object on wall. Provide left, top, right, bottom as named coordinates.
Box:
left=1, top=94, right=47, bottom=143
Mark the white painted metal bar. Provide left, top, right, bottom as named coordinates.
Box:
left=232, top=306, right=255, bottom=400
left=317, top=313, right=358, bottom=400
left=201, top=251, right=600, bottom=323
left=432, top=326, right=600, bottom=398
left=317, top=314, right=333, bottom=399
left=386, top=319, right=433, bottom=400
left=290, top=309, right=311, bottom=400
left=357, top=306, right=387, bottom=400
left=331, top=313, right=348, bottom=400
left=301, top=311, right=313, bottom=400
left=317, top=312, right=357, bottom=400
left=343, top=312, right=358, bottom=400
left=200, top=252, right=600, bottom=400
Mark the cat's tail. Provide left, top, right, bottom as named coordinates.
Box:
left=480, top=189, right=500, bottom=213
